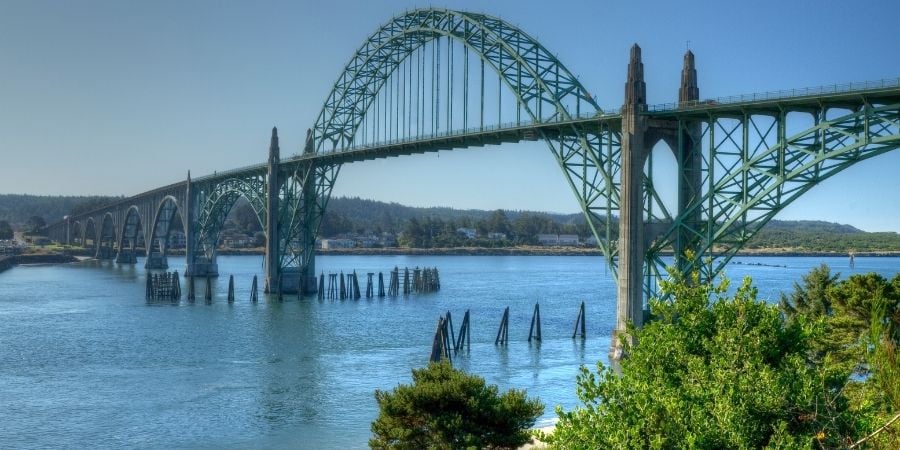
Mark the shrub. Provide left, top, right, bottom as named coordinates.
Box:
left=370, top=362, right=543, bottom=449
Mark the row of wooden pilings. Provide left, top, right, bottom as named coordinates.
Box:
left=145, top=267, right=443, bottom=303
left=317, top=266, right=440, bottom=301
left=146, top=273, right=260, bottom=303
left=430, top=301, right=587, bottom=363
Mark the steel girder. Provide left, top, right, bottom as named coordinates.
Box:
left=646, top=101, right=900, bottom=288
left=148, top=196, right=183, bottom=260
left=313, top=8, right=600, bottom=152
left=307, top=7, right=619, bottom=267
left=195, top=176, right=267, bottom=262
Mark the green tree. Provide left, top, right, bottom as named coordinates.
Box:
left=0, top=220, right=12, bottom=239
left=24, top=215, right=46, bottom=235
left=547, top=272, right=857, bottom=449
left=779, top=263, right=840, bottom=319
left=370, top=362, right=543, bottom=449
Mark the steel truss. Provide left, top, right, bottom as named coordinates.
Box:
left=307, top=8, right=619, bottom=275
left=647, top=101, right=900, bottom=293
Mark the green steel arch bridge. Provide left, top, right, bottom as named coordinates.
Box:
left=46, top=9, right=900, bottom=351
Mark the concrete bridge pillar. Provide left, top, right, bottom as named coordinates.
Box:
left=612, top=44, right=650, bottom=358
left=116, top=240, right=137, bottom=264
left=675, top=50, right=702, bottom=271
left=265, top=127, right=283, bottom=293
left=300, top=129, right=318, bottom=294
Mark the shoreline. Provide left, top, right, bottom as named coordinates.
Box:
left=0, top=253, right=79, bottom=274
left=25, top=246, right=900, bottom=260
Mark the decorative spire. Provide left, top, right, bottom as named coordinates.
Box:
left=304, top=128, right=314, bottom=155
left=624, top=44, right=646, bottom=108
left=679, top=50, right=699, bottom=105
left=269, top=126, right=280, bottom=162
left=187, top=170, right=191, bottom=182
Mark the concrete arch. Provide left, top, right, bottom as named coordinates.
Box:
left=196, top=178, right=266, bottom=262
left=146, top=195, right=184, bottom=269
left=71, top=221, right=83, bottom=246
left=98, top=213, right=117, bottom=259
left=116, top=206, right=144, bottom=263
left=83, top=217, right=98, bottom=254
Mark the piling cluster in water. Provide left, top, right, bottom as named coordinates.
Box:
left=146, top=271, right=181, bottom=300
left=430, top=301, right=587, bottom=364
left=317, top=266, right=440, bottom=300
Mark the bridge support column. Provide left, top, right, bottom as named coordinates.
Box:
left=612, top=45, right=650, bottom=359
left=145, top=250, right=168, bottom=269
left=299, top=130, right=319, bottom=294
left=265, top=127, right=281, bottom=293
left=674, top=50, right=702, bottom=271
left=183, top=171, right=217, bottom=277
left=116, top=241, right=137, bottom=264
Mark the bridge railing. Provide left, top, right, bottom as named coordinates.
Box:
left=306, top=109, right=622, bottom=157
left=645, top=77, right=900, bottom=112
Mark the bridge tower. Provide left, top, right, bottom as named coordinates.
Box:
left=300, top=129, right=318, bottom=294
left=613, top=46, right=703, bottom=357
left=614, top=44, right=650, bottom=355
left=675, top=50, right=702, bottom=271
left=265, top=127, right=281, bottom=293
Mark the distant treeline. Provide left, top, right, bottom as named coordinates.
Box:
left=2, top=194, right=900, bottom=252
left=0, top=194, right=121, bottom=229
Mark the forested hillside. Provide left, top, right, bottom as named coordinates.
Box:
left=0, top=194, right=121, bottom=229
left=2, top=194, right=900, bottom=251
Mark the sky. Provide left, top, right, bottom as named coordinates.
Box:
left=2, top=0, right=899, bottom=231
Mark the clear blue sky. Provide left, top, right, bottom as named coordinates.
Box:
left=2, top=0, right=899, bottom=231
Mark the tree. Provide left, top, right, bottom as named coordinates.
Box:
left=780, top=267, right=900, bottom=447
left=24, top=215, right=46, bottom=235
left=0, top=220, right=12, bottom=239
left=547, top=271, right=859, bottom=449
left=370, top=362, right=544, bottom=449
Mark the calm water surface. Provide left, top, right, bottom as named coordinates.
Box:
left=1, top=254, right=898, bottom=448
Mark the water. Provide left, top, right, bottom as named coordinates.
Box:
left=1, top=254, right=898, bottom=448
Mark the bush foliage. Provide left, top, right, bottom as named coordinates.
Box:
left=548, top=271, right=863, bottom=449
left=370, top=362, right=543, bottom=449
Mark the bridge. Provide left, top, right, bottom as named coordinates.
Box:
left=45, top=9, right=900, bottom=354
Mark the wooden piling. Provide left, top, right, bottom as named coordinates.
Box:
left=454, top=309, right=471, bottom=353
left=572, top=301, right=586, bottom=339
left=173, top=271, right=181, bottom=299
left=445, top=311, right=456, bottom=350
left=145, top=275, right=152, bottom=300
left=378, top=272, right=385, bottom=297
left=429, top=317, right=452, bottom=363
left=188, top=275, right=195, bottom=300
left=277, top=273, right=283, bottom=302
left=495, top=307, right=510, bottom=346
left=205, top=276, right=212, bottom=301
left=227, top=275, right=235, bottom=302
left=403, top=267, right=410, bottom=294
left=250, top=275, right=258, bottom=302
left=366, top=273, right=374, bottom=298
left=529, top=302, right=542, bottom=342
left=318, top=272, right=325, bottom=300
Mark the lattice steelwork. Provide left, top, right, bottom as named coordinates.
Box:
left=305, top=8, right=620, bottom=270
left=648, top=98, right=900, bottom=288
left=195, top=175, right=267, bottom=263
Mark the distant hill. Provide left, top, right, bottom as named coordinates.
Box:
left=0, top=194, right=121, bottom=229
left=2, top=194, right=898, bottom=252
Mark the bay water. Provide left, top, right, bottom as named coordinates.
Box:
left=1, top=254, right=897, bottom=448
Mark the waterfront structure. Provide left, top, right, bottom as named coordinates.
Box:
left=46, top=9, right=900, bottom=350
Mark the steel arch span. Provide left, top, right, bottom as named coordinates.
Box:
left=296, top=8, right=622, bottom=283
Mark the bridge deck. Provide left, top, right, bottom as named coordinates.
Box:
left=50, top=80, right=900, bottom=227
